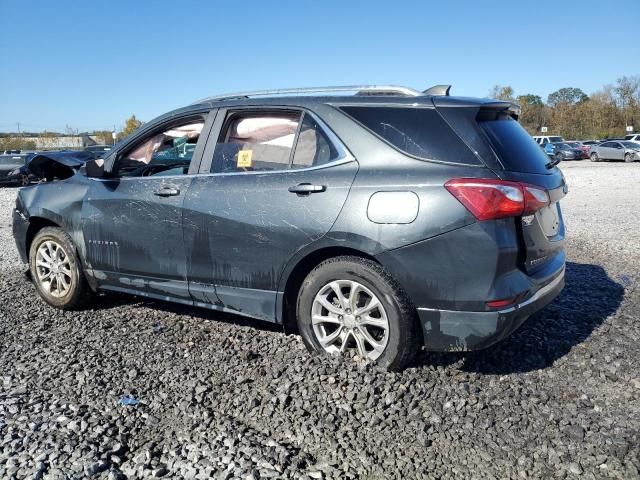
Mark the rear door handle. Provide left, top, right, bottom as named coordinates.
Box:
left=153, top=185, right=180, bottom=197
left=288, top=183, right=326, bottom=195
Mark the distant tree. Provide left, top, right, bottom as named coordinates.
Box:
left=614, top=75, right=640, bottom=129
left=0, top=137, right=36, bottom=151
left=117, top=115, right=143, bottom=140
left=517, top=94, right=543, bottom=106
left=489, top=85, right=515, bottom=102
left=92, top=130, right=115, bottom=145
left=547, top=87, right=588, bottom=107
left=37, top=131, right=59, bottom=150
left=517, top=94, right=547, bottom=134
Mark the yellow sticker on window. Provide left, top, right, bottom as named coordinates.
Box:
left=237, top=149, right=253, bottom=168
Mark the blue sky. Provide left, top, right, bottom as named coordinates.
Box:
left=1, top=0, right=637, bottom=133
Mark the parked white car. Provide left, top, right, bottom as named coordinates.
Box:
left=533, top=135, right=565, bottom=146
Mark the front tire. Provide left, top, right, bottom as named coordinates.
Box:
left=590, top=152, right=600, bottom=162
left=29, top=227, right=90, bottom=309
left=296, top=256, right=420, bottom=370
left=624, top=153, right=633, bottom=163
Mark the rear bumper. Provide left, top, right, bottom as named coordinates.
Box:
left=417, top=266, right=564, bottom=351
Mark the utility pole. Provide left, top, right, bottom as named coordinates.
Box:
left=16, top=122, right=21, bottom=136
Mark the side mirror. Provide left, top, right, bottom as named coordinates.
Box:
left=82, top=158, right=105, bottom=178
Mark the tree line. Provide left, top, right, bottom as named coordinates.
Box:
left=490, top=75, right=640, bottom=140
left=0, top=115, right=144, bottom=152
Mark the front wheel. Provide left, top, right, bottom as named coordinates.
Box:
left=590, top=152, right=600, bottom=162
left=624, top=153, right=634, bottom=163
left=296, top=256, right=420, bottom=370
left=29, top=227, right=91, bottom=309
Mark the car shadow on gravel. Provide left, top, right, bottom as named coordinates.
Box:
left=92, top=291, right=284, bottom=333
left=412, top=261, right=625, bottom=374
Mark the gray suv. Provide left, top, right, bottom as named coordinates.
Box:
left=13, top=85, right=566, bottom=370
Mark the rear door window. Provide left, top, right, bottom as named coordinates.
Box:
left=479, top=116, right=553, bottom=174
left=211, top=112, right=300, bottom=173
left=339, top=106, right=479, bottom=165
left=210, top=111, right=342, bottom=173
left=291, top=114, right=339, bottom=169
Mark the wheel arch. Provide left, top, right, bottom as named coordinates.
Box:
left=280, top=246, right=379, bottom=334
left=25, top=217, right=61, bottom=257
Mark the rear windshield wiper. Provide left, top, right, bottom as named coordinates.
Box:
left=545, top=158, right=561, bottom=169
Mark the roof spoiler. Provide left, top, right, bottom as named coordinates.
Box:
left=423, top=84, right=451, bottom=96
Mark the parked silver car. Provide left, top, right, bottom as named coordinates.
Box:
left=589, top=141, right=640, bottom=162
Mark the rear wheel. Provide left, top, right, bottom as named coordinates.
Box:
left=590, top=152, right=600, bottom=162
left=554, top=153, right=563, bottom=162
left=296, top=256, right=420, bottom=370
left=29, top=227, right=91, bottom=309
left=624, top=153, right=633, bottom=163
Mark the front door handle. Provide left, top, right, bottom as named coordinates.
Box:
left=288, top=183, right=326, bottom=195
left=153, top=185, right=180, bottom=197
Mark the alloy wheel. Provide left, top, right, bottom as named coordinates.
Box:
left=35, top=240, right=73, bottom=298
left=311, top=279, right=389, bottom=361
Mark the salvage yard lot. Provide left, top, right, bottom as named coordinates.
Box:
left=0, top=162, right=639, bottom=479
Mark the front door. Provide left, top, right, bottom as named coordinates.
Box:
left=599, top=142, right=616, bottom=160
left=182, top=108, right=358, bottom=321
left=611, top=142, right=625, bottom=160
left=81, top=113, right=211, bottom=300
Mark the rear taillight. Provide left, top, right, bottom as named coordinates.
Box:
left=445, top=178, right=549, bottom=221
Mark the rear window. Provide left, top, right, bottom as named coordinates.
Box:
left=339, top=106, right=480, bottom=165
left=479, top=117, right=552, bottom=174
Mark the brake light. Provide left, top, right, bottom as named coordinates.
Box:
left=486, top=298, right=516, bottom=308
left=445, top=178, right=549, bottom=221
left=522, top=185, right=548, bottom=214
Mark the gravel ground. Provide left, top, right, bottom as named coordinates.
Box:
left=1, top=162, right=639, bottom=479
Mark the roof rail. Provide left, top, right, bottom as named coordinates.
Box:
left=192, top=85, right=422, bottom=104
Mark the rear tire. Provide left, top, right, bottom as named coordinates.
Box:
left=554, top=153, right=563, bottom=163
left=624, top=153, right=633, bottom=163
left=296, top=256, right=420, bottom=371
left=590, top=152, right=599, bottom=162
left=29, top=227, right=91, bottom=309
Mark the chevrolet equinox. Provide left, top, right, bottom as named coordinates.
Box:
left=13, top=84, right=566, bottom=370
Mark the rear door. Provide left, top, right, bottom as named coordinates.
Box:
left=182, top=107, right=358, bottom=321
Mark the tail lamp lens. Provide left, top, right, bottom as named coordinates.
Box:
left=445, top=178, right=549, bottom=221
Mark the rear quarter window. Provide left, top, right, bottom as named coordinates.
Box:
left=339, top=106, right=480, bottom=165
left=479, top=117, right=552, bottom=174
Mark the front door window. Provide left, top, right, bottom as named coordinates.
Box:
left=116, top=120, right=204, bottom=177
